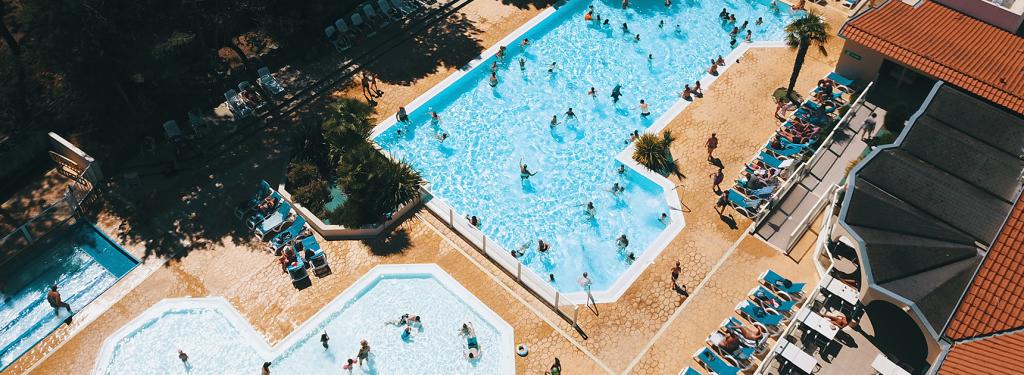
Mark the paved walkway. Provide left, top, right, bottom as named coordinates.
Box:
left=755, top=95, right=881, bottom=252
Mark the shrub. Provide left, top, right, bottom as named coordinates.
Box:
left=287, top=161, right=330, bottom=215
left=633, top=131, right=676, bottom=174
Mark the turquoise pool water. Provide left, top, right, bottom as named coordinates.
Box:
left=99, top=274, right=508, bottom=374
left=374, top=0, right=797, bottom=292
left=0, top=222, right=137, bottom=370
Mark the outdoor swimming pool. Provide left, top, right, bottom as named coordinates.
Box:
left=374, top=0, right=798, bottom=293
left=0, top=222, right=137, bottom=371
left=95, top=266, right=514, bottom=374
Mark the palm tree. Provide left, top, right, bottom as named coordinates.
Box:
left=633, top=131, right=677, bottom=173
left=784, top=12, right=830, bottom=105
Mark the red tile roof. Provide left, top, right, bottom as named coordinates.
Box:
left=841, top=0, right=1024, bottom=115
left=939, top=330, right=1024, bottom=375
left=944, top=194, right=1024, bottom=340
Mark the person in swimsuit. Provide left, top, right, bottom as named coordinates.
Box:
left=321, top=332, right=330, bottom=349
left=680, top=86, right=693, bottom=101
left=611, top=182, right=625, bottom=195
left=396, top=106, right=409, bottom=123
left=617, top=164, right=626, bottom=174
left=565, top=108, right=576, bottom=119
left=537, top=239, right=551, bottom=253
left=587, top=86, right=597, bottom=98
left=611, top=84, right=623, bottom=103
left=622, top=22, right=629, bottom=33
left=430, top=111, right=441, bottom=126
left=586, top=202, right=596, bottom=217
left=520, top=38, right=530, bottom=47
left=617, top=234, right=629, bottom=249
left=550, top=115, right=560, bottom=128
left=47, top=285, right=73, bottom=315
left=708, top=60, right=719, bottom=75
left=638, top=99, right=651, bottom=116
left=546, top=358, right=562, bottom=375
left=489, top=72, right=498, bottom=87
left=519, top=58, right=526, bottom=70
left=497, top=45, right=507, bottom=60
left=358, top=340, right=371, bottom=365
left=520, top=163, right=537, bottom=179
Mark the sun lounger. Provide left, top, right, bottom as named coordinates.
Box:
left=392, top=0, right=419, bottom=13
left=236, top=180, right=273, bottom=218
left=707, top=330, right=756, bottom=364
left=300, top=235, right=331, bottom=277
left=722, top=317, right=770, bottom=353
left=735, top=184, right=775, bottom=199
left=693, top=347, right=741, bottom=375
left=268, top=216, right=306, bottom=251
left=330, top=21, right=355, bottom=50
left=287, top=252, right=309, bottom=284
left=379, top=0, right=406, bottom=18
left=363, top=3, right=390, bottom=27
left=758, top=151, right=794, bottom=170
left=827, top=71, right=855, bottom=88
left=750, top=286, right=797, bottom=313
left=351, top=13, right=376, bottom=37
left=254, top=202, right=292, bottom=237
left=224, top=89, right=253, bottom=119
left=727, top=189, right=763, bottom=218
left=736, top=300, right=785, bottom=327
left=680, top=367, right=701, bottom=375
left=760, top=269, right=807, bottom=299
left=257, top=67, right=285, bottom=96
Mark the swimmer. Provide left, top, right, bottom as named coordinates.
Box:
left=611, top=182, right=625, bottom=195
left=467, top=215, right=480, bottom=227
left=617, top=234, right=630, bottom=249
left=741, top=20, right=749, bottom=29
left=622, top=23, right=629, bottom=33
left=497, top=45, right=507, bottom=59
left=343, top=358, right=357, bottom=371
left=622, top=0, right=629, bottom=8
left=728, top=14, right=736, bottom=24
left=626, top=252, right=636, bottom=263
left=430, top=111, right=441, bottom=126
left=680, top=86, right=693, bottom=101
left=665, top=0, right=671, bottom=6
left=537, top=239, right=551, bottom=253
left=396, top=106, right=409, bottom=123
left=617, top=164, right=626, bottom=174
left=550, top=115, right=560, bottom=127
left=730, top=26, right=739, bottom=37
left=719, top=8, right=728, bottom=18
left=694, top=80, right=703, bottom=95
left=708, top=60, right=719, bottom=75
left=756, top=17, right=763, bottom=25
left=178, top=349, right=189, bottom=363
left=659, top=212, right=670, bottom=224
left=520, top=38, right=530, bottom=47
left=489, top=72, right=498, bottom=87
left=565, top=108, right=576, bottom=119
left=587, top=86, right=597, bottom=98
left=675, top=24, right=682, bottom=33
left=611, top=84, right=623, bottom=103
left=717, top=55, right=726, bottom=65
left=490, top=60, right=498, bottom=73
left=638, top=99, right=651, bottom=116
left=511, top=243, right=528, bottom=257
left=402, top=326, right=413, bottom=340
left=635, top=33, right=641, bottom=42
left=630, top=129, right=640, bottom=142
left=659, top=20, right=665, bottom=28
left=321, top=332, right=330, bottom=349
left=549, top=273, right=556, bottom=282
left=548, top=61, right=557, bottom=73
left=771, top=0, right=778, bottom=10
left=436, top=132, right=448, bottom=142
left=520, top=163, right=537, bottom=179
left=745, top=30, right=752, bottom=42
left=586, top=202, right=596, bottom=217
left=603, top=19, right=610, bottom=26
left=519, top=58, right=526, bottom=70
left=648, top=53, right=654, bottom=60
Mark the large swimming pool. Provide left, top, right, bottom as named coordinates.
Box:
left=374, top=0, right=797, bottom=293
left=95, top=266, right=514, bottom=374
left=0, top=222, right=137, bottom=371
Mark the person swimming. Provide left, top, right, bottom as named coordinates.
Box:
left=489, top=72, right=498, bottom=87
left=675, top=24, right=682, bottom=33
left=617, top=164, right=626, bottom=174
left=638, top=99, right=650, bottom=116
left=430, top=111, right=441, bottom=126
left=708, top=60, right=719, bottom=75
left=634, top=33, right=641, bottom=42
left=586, top=202, right=596, bottom=217
left=565, top=108, right=576, bottom=119
left=659, top=212, right=670, bottom=224
left=741, top=20, right=748, bottom=29
left=511, top=243, right=528, bottom=258
left=490, top=60, right=498, bottom=73
left=396, top=106, right=409, bottom=123
left=611, top=84, right=622, bottom=103
left=537, top=239, right=550, bottom=253
left=436, top=132, right=448, bottom=142
left=745, top=30, right=752, bottom=42
left=659, top=20, right=664, bottom=28
left=550, top=115, right=560, bottom=127
left=520, top=38, right=530, bottom=47
left=617, top=234, right=630, bottom=249
left=603, top=19, right=610, bottom=26
left=587, top=86, right=597, bottom=98
left=497, top=45, right=507, bottom=60
left=520, top=163, right=537, bottom=179
left=402, top=326, right=413, bottom=340
left=548, top=62, right=557, bottom=73
left=756, top=17, right=763, bottom=25
left=716, top=55, right=725, bottom=65
left=622, top=22, right=629, bottom=32
left=719, top=8, right=728, bottom=19
left=611, top=182, right=625, bottom=195
left=519, top=58, right=526, bottom=70
left=730, top=26, right=739, bottom=37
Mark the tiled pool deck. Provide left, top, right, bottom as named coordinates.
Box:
left=3, top=1, right=850, bottom=374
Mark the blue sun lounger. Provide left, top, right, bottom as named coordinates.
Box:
left=708, top=329, right=756, bottom=363
left=758, top=151, right=794, bottom=170
left=300, top=235, right=331, bottom=277
left=761, top=269, right=806, bottom=297
left=722, top=316, right=769, bottom=350
left=254, top=202, right=292, bottom=238
left=827, top=71, right=855, bottom=87
left=236, top=180, right=273, bottom=218
left=727, top=189, right=763, bottom=217
left=268, top=216, right=306, bottom=251
left=736, top=300, right=785, bottom=327
left=287, top=250, right=309, bottom=283
left=257, top=67, right=285, bottom=96
left=680, top=367, right=701, bottom=375
left=693, top=347, right=741, bottom=375
left=751, top=286, right=797, bottom=313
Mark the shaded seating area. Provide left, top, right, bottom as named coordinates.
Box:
left=236, top=180, right=333, bottom=287
left=324, top=0, right=427, bottom=52
left=726, top=73, right=851, bottom=218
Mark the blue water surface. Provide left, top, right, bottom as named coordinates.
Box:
left=375, top=0, right=797, bottom=292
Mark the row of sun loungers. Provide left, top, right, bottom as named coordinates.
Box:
left=726, top=73, right=854, bottom=218
left=224, top=66, right=285, bottom=120
left=691, top=269, right=807, bottom=375
left=324, top=0, right=428, bottom=52
left=236, top=180, right=331, bottom=284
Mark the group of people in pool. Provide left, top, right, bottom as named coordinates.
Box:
left=720, top=8, right=765, bottom=47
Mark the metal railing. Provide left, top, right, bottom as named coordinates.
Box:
left=0, top=166, right=94, bottom=261
left=424, top=197, right=582, bottom=327
left=752, top=82, right=874, bottom=236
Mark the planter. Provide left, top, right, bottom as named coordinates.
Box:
left=276, top=182, right=424, bottom=240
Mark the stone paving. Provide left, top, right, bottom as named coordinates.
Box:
left=5, top=1, right=850, bottom=374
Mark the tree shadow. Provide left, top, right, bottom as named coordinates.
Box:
left=366, top=12, right=484, bottom=86
left=498, top=0, right=560, bottom=9
left=362, top=227, right=412, bottom=256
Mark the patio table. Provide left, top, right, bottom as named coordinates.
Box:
left=823, top=275, right=860, bottom=305
left=872, top=354, right=911, bottom=375
left=796, top=308, right=839, bottom=340
left=775, top=339, right=817, bottom=374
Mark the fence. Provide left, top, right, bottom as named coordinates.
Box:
left=0, top=181, right=91, bottom=262
left=423, top=197, right=582, bottom=327
left=751, top=82, right=874, bottom=240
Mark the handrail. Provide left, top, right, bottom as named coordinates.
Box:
left=782, top=184, right=838, bottom=253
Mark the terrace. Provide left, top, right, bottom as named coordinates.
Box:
left=0, top=0, right=863, bottom=374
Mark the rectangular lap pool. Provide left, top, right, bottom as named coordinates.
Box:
left=0, top=222, right=138, bottom=370
left=375, top=0, right=797, bottom=293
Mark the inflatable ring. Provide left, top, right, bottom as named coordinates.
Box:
left=517, top=344, right=529, bottom=357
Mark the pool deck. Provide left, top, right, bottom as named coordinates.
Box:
left=4, top=1, right=851, bottom=374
